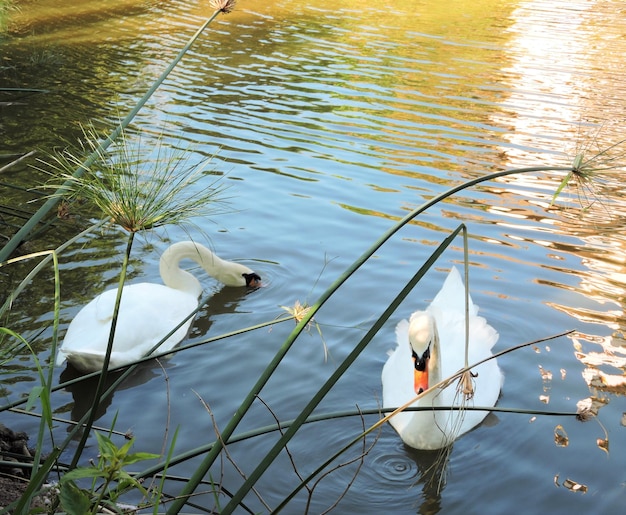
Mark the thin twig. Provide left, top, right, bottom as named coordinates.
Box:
left=193, top=390, right=270, bottom=512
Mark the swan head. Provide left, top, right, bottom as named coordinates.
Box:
left=243, top=272, right=262, bottom=288
left=408, top=312, right=439, bottom=395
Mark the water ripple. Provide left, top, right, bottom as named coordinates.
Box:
left=370, top=451, right=420, bottom=483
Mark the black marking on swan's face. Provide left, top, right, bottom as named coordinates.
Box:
left=412, top=345, right=431, bottom=372
left=243, top=272, right=262, bottom=288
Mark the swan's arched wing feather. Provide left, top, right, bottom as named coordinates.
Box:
left=60, top=283, right=198, bottom=371
left=430, top=266, right=478, bottom=316
left=393, top=319, right=409, bottom=351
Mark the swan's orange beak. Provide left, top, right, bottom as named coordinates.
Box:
left=412, top=350, right=430, bottom=395
left=414, top=367, right=429, bottom=395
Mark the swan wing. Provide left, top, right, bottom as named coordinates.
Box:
left=59, top=283, right=198, bottom=371
left=430, top=266, right=478, bottom=316
left=428, top=269, right=502, bottom=437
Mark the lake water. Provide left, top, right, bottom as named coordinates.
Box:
left=2, top=0, right=626, bottom=513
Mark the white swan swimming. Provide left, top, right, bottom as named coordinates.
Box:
left=57, top=241, right=261, bottom=372
left=381, top=267, right=502, bottom=450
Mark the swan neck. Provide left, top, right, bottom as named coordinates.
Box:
left=424, top=329, right=442, bottom=404
left=159, top=241, right=251, bottom=292
left=159, top=243, right=207, bottom=297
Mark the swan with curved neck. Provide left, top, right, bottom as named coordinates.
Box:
left=382, top=267, right=501, bottom=450
left=57, top=241, right=261, bottom=372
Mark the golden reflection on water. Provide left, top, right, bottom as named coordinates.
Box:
left=479, top=0, right=626, bottom=352
left=8, top=0, right=155, bottom=43
left=490, top=0, right=626, bottom=362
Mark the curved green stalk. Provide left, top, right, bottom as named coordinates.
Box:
left=131, top=328, right=574, bottom=490
left=217, top=226, right=461, bottom=514
left=171, top=165, right=570, bottom=514
left=0, top=218, right=109, bottom=319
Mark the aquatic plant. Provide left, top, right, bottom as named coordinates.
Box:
left=42, top=123, right=230, bottom=234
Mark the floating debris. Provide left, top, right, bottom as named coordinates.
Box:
left=562, top=477, right=588, bottom=494
left=539, top=365, right=553, bottom=381
left=554, top=473, right=588, bottom=493
left=554, top=424, right=569, bottom=447
left=576, top=397, right=607, bottom=421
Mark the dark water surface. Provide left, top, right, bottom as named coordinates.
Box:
left=2, top=0, right=626, bottom=512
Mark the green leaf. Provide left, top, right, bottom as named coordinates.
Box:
left=59, top=481, right=92, bottom=515
left=61, top=466, right=106, bottom=483
left=122, top=451, right=160, bottom=466
left=94, top=431, right=118, bottom=459
left=118, top=437, right=136, bottom=456
left=24, top=385, right=44, bottom=412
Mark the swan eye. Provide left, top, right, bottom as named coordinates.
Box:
left=411, top=346, right=430, bottom=372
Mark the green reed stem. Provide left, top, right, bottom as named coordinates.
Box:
left=68, top=232, right=135, bottom=468
left=0, top=10, right=222, bottom=262
left=221, top=227, right=460, bottom=513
